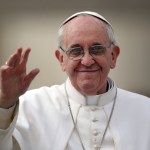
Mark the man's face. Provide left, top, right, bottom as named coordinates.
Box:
left=56, top=16, right=119, bottom=95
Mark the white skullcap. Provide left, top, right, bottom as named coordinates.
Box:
left=60, top=11, right=113, bottom=29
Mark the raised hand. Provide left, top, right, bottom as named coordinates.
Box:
left=0, top=48, right=40, bottom=108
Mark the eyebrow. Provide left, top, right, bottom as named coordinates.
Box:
left=70, top=44, right=82, bottom=48
left=70, top=43, right=103, bottom=47
left=92, top=42, right=103, bottom=46
left=68, top=42, right=104, bottom=50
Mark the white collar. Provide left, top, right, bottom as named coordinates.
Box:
left=65, top=78, right=117, bottom=106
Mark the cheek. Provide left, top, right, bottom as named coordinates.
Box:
left=61, top=57, right=70, bottom=72
left=97, top=56, right=111, bottom=70
left=103, top=53, right=114, bottom=69
left=62, top=59, right=78, bottom=75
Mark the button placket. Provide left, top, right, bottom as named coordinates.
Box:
left=90, top=107, right=108, bottom=149
left=90, top=107, right=101, bottom=149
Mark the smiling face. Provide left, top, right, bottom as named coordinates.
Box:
left=56, top=16, right=120, bottom=95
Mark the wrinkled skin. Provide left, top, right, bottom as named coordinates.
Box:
left=56, top=16, right=120, bottom=95
left=0, top=48, right=39, bottom=108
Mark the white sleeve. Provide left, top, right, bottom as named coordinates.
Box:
left=0, top=103, right=19, bottom=150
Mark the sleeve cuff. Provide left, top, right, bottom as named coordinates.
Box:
left=0, top=104, right=17, bottom=129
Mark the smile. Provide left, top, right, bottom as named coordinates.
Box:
left=76, top=68, right=100, bottom=72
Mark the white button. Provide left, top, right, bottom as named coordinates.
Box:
left=90, top=107, right=97, bottom=111
left=94, top=144, right=100, bottom=150
left=92, top=118, right=98, bottom=122
left=93, top=129, right=99, bottom=136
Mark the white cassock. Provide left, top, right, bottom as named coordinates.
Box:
left=0, top=78, right=150, bottom=150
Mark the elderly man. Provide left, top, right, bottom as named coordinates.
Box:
left=0, top=11, right=150, bottom=150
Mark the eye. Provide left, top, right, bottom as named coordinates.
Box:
left=90, top=45, right=105, bottom=55
left=67, top=47, right=83, bottom=58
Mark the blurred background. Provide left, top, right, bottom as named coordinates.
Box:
left=0, top=0, right=150, bottom=97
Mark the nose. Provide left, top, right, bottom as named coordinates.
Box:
left=81, top=51, right=95, bottom=66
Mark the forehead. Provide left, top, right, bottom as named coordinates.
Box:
left=64, top=15, right=106, bottom=32
left=62, top=16, right=109, bottom=47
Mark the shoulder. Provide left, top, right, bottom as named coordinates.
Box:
left=112, top=88, right=150, bottom=133
left=117, top=88, right=149, bottom=100
left=19, top=83, right=67, bottom=109
left=117, top=88, right=150, bottom=109
left=24, top=84, right=65, bottom=97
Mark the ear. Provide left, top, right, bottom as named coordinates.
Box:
left=110, top=45, right=120, bottom=69
left=55, top=50, right=66, bottom=72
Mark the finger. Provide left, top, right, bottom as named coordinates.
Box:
left=6, top=48, right=22, bottom=67
left=0, top=65, right=10, bottom=78
left=22, top=68, right=40, bottom=92
left=14, top=48, right=23, bottom=66
left=20, top=48, right=31, bottom=66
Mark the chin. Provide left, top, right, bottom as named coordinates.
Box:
left=79, top=81, right=97, bottom=92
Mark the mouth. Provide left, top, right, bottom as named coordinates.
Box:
left=77, top=69, right=99, bottom=72
left=76, top=67, right=101, bottom=72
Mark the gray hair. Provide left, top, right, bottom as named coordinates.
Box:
left=57, top=13, right=116, bottom=48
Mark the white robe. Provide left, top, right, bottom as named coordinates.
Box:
left=0, top=78, right=150, bottom=150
